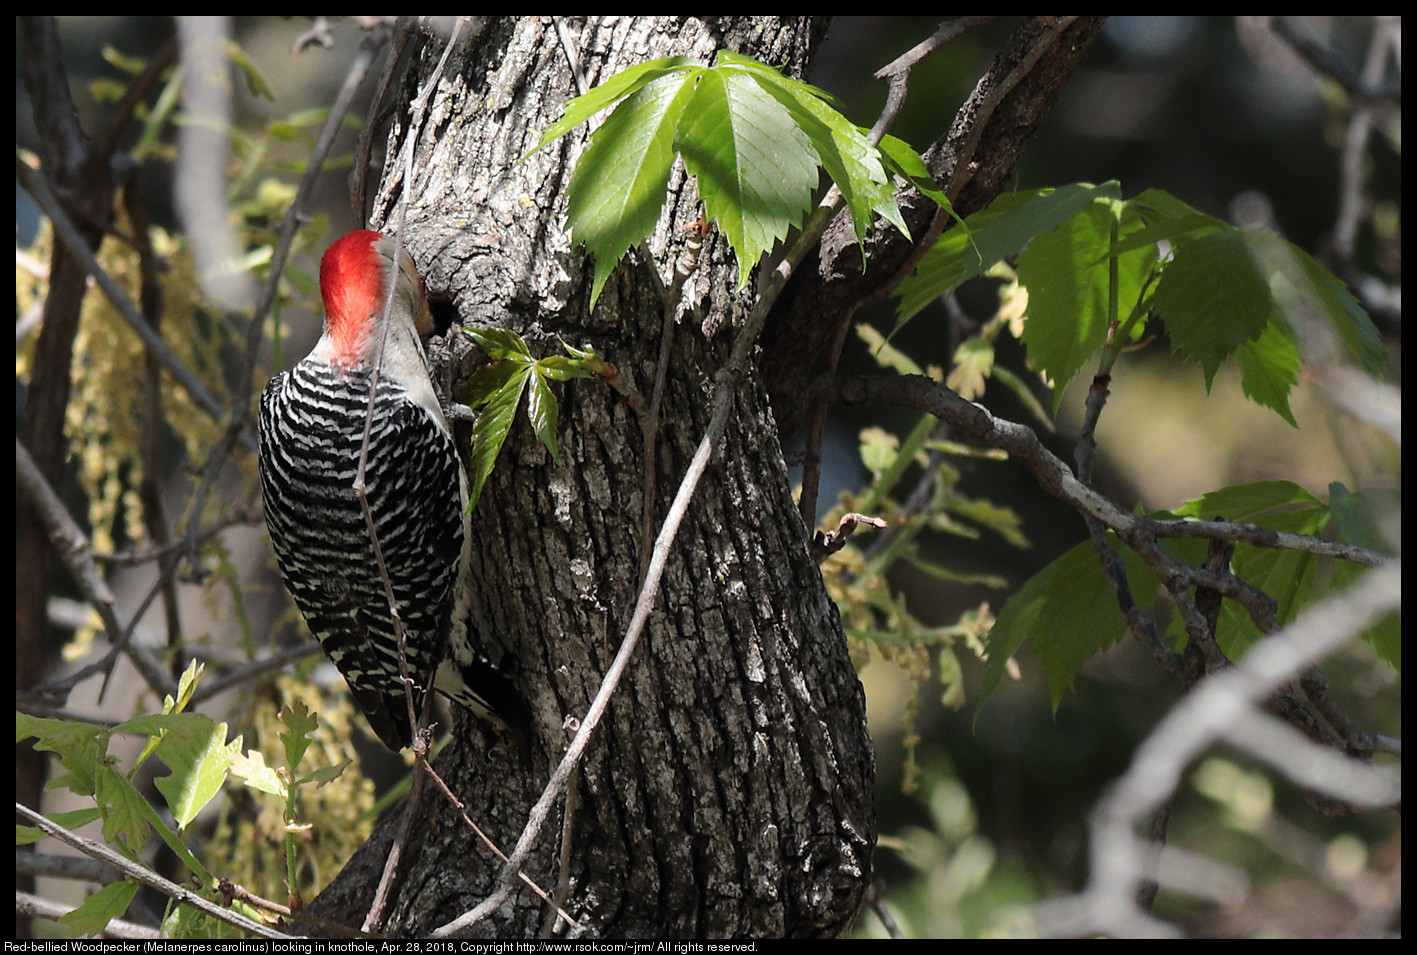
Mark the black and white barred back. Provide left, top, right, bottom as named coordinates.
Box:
left=258, top=359, right=518, bottom=751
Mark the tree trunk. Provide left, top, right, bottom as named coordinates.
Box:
left=312, top=16, right=874, bottom=938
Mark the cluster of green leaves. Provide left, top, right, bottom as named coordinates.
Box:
left=463, top=328, right=608, bottom=507
left=17, top=663, right=239, bottom=935
left=526, top=50, right=948, bottom=306
left=977, top=480, right=1400, bottom=716
left=894, top=182, right=1386, bottom=420
left=15, top=663, right=345, bottom=937
left=889, top=182, right=1393, bottom=714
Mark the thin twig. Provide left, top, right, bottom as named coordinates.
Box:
left=355, top=20, right=465, bottom=934
left=417, top=758, right=579, bottom=930
left=816, top=374, right=1388, bottom=570
left=15, top=802, right=291, bottom=940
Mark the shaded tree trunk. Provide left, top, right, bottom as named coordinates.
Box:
left=312, top=16, right=875, bottom=938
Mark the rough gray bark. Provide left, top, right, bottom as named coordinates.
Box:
left=311, top=16, right=873, bottom=938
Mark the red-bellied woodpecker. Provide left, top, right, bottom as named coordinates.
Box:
left=257, top=229, right=526, bottom=751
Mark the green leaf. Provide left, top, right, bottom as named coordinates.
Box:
left=521, top=56, right=702, bottom=160
left=229, top=749, right=286, bottom=798
left=95, top=767, right=151, bottom=856
left=1016, top=199, right=1150, bottom=405
left=1327, top=481, right=1400, bottom=556
left=946, top=337, right=994, bottom=401
left=1152, top=229, right=1273, bottom=386
left=1107, top=187, right=1228, bottom=259
left=468, top=363, right=531, bottom=508
left=278, top=702, right=319, bottom=773
left=877, top=133, right=950, bottom=210
left=712, top=49, right=843, bottom=108
left=1170, top=479, right=1324, bottom=523
left=466, top=326, right=532, bottom=361
left=16, top=713, right=108, bottom=797
left=536, top=353, right=600, bottom=381
left=676, top=67, right=818, bottom=287
left=1164, top=481, right=1331, bottom=657
left=1332, top=561, right=1401, bottom=672
left=58, top=880, right=139, bottom=938
left=1234, top=315, right=1302, bottom=426
left=226, top=40, right=274, bottom=100
left=858, top=426, right=900, bottom=480
left=171, top=659, right=203, bottom=713
left=1247, top=228, right=1387, bottom=375
left=567, top=70, right=701, bottom=307
left=118, top=713, right=239, bottom=830
left=298, top=760, right=352, bottom=789
left=738, top=58, right=902, bottom=244
left=15, top=807, right=102, bottom=846
left=525, top=370, right=561, bottom=464
left=856, top=322, right=923, bottom=376
left=895, top=182, right=1121, bottom=331
left=978, top=536, right=1155, bottom=717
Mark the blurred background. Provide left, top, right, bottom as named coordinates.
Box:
left=17, top=16, right=1400, bottom=937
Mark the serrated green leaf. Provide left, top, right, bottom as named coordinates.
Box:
left=1017, top=199, right=1149, bottom=406
left=1234, top=316, right=1301, bottom=426
left=677, top=68, right=818, bottom=287
left=1247, top=228, right=1387, bottom=375
left=1152, top=229, right=1273, bottom=386
left=466, top=358, right=527, bottom=408
left=525, top=370, right=561, bottom=464
left=713, top=49, right=843, bottom=108
left=858, top=427, right=900, bottom=480
left=978, top=536, right=1157, bottom=718
left=469, top=364, right=531, bottom=508
left=743, top=67, right=901, bottom=245
left=95, top=768, right=151, bottom=855
left=58, top=879, right=139, bottom=938
left=17, top=713, right=108, bottom=798
left=1332, top=561, right=1401, bottom=672
left=535, top=354, right=599, bottom=381
left=522, top=56, right=702, bottom=160
left=1163, top=481, right=1331, bottom=657
left=466, top=326, right=532, bottom=361
left=1110, top=188, right=1228, bottom=257
left=877, top=133, right=950, bottom=210
left=946, top=337, right=994, bottom=401
left=1170, top=479, right=1323, bottom=523
left=298, top=759, right=352, bottom=789
left=896, top=182, right=1121, bottom=331
left=568, top=70, right=700, bottom=307
left=1218, top=507, right=1324, bottom=657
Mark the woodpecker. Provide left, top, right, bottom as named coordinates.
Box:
left=257, top=229, right=526, bottom=752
